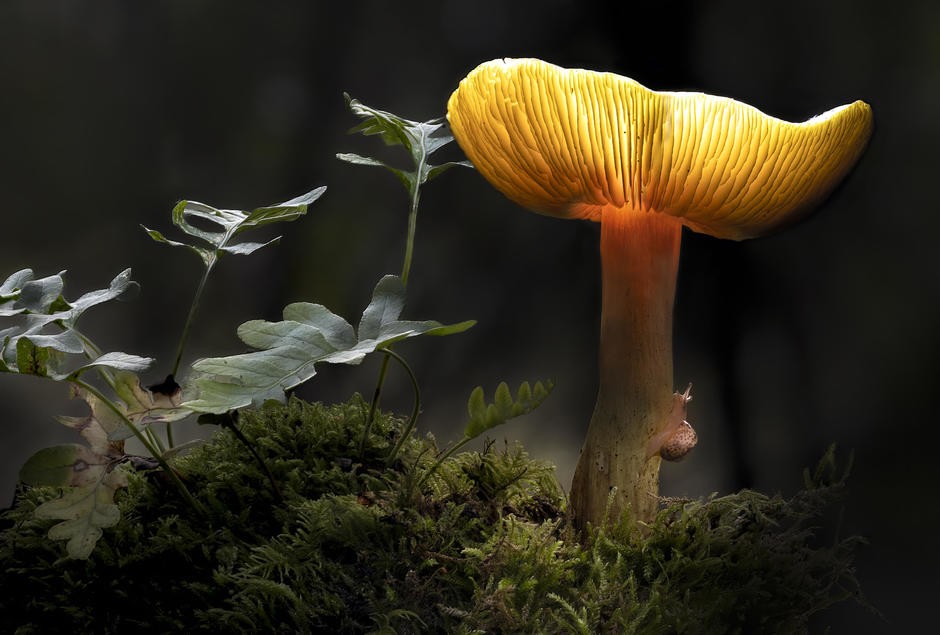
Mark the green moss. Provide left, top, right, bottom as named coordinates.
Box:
left=0, top=395, right=868, bottom=633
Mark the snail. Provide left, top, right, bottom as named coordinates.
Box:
left=646, top=384, right=698, bottom=462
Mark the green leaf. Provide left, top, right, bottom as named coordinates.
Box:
left=185, top=275, right=475, bottom=413
left=0, top=269, right=36, bottom=317
left=0, top=269, right=146, bottom=377
left=15, top=271, right=66, bottom=313
left=335, top=152, right=386, bottom=168
left=19, top=444, right=106, bottom=488
left=336, top=152, right=414, bottom=190
left=425, top=160, right=474, bottom=182
left=68, top=268, right=139, bottom=312
left=78, top=351, right=154, bottom=373
left=143, top=186, right=326, bottom=265
left=467, top=386, right=486, bottom=422
left=56, top=352, right=155, bottom=380
left=3, top=265, right=170, bottom=562
left=33, top=469, right=128, bottom=559
left=0, top=268, right=33, bottom=297
left=494, top=382, right=513, bottom=418
left=143, top=227, right=212, bottom=263
left=358, top=275, right=405, bottom=341
left=238, top=188, right=325, bottom=231
left=20, top=328, right=84, bottom=356
left=339, top=95, right=472, bottom=194
left=14, top=338, right=58, bottom=376
left=463, top=380, right=555, bottom=440
left=282, top=302, right=358, bottom=349
left=345, top=94, right=419, bottom=150
left=218, top=237, right=280, bottom=256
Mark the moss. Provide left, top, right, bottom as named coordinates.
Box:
left=0, top=395, right=868, bottom=633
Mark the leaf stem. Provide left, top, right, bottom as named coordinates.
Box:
left=145, top=426, right=167, bottom=456
left=167, top=258, right=216, bottom=449
left=165, top=419, right=176, bottom=449
left=400, top=178, right=422, bottom=287
left=172, top=260, right=216, bottom=378
left=74, top=329, right=104, bottom=357
left=382, top=348, right=421, bottom=464
left=360, top=355, right=392, bottom=458
left=224, top=418, right=284, bottom=503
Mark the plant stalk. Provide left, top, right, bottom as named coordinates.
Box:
left=400, top=180, right=421, bottom=287
left=166, top=258, right=216, bottom=448
left=225, top=420, right=284, bottom=503
left=361, top=163, right=424, bottom=454
left=172, top=260, right=216, bottom=378
left=383, top=349, right=421, bottom=463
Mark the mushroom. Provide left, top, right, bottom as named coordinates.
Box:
left=446, top=58, right=873, bottom=528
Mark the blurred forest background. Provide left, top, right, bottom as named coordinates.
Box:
left=0, top=0, right=936, bottom=631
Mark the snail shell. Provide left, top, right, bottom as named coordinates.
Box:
left=659, top=420, right=698, bottom=461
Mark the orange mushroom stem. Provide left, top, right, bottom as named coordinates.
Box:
left=446, top=58, right=873, bottom=530
left=572, top=207, right=682, bottom=523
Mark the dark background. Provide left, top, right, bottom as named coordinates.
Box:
left=1, top=1, right=935, bottom=631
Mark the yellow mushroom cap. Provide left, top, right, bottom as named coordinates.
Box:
left=447, top=58, right=873, bottom=240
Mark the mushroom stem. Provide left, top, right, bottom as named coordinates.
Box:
left=570, top=206, right=682, bottom=528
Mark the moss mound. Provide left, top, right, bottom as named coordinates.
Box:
left=1, top=395, right=866, bottom=633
